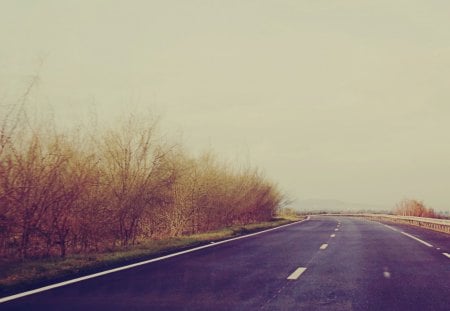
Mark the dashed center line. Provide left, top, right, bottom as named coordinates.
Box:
left=400, top=232, right=433, bottom=247
left=330, top=234, right=336, bottom=238
left=320, top=243, right=328, bottom=250
left=334, top=228, right=339, bottom=231
left=287, top=267, right=307, bottom=280
left=443, top=253, right=450, bottom=259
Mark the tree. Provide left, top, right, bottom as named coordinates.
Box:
left=394, top=199, right=437, bottom=218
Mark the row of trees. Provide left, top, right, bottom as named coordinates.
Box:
left=0, top=112, right=283, bottom=259
left=393, top=199, right=437, bottom=218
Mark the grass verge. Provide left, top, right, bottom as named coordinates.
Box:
left=0, top=216, right=304, bottom=297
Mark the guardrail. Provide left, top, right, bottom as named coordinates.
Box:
left=321, top=213, right=450, bottom=234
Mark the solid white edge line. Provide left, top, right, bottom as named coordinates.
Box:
left=0, top=216, right=310, bottom=304
left=383, top=224, right=399, bottom=232
left=443, top=253, right=450, bottom=259
left=287, top=267, right=307, bottom=280
left=400, top=232, right=433, bottom=247
left=320, top=243, right=328, bottom=250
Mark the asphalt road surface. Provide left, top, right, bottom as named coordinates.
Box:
left=2, top=216, right=450, bottom=311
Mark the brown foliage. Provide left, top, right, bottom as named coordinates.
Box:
left=0, top=114, right=283, bottom=259
left=394, top=199, right=437, bottom=218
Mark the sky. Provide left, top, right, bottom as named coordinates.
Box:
left=1, top=0, right=450, bottom=211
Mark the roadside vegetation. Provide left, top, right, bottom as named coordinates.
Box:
left=393, top=199, right=437, bottom=218
left=0, top=83, right=291, bottom=293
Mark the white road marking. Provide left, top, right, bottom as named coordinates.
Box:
left=443, top=253, right=450, bottom=259
left=383, top=271, right=391, bottom=279
left=400, top=232, right=433, bottom=247
left=287, top=267, right=307, bottom=280
left=0, top=217, right=310, bottom=304
left=330, top=234, right=336, bottom=238
left=320, top=243, right=328, bottom=250
left=334, top=228, right=339, bottom=231
left=383, top=224, right=399, bottom=232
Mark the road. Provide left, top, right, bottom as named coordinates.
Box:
left=2, top=216, right=450, bottom=310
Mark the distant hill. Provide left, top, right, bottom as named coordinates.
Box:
left=289, top=199, right=391, bottom=214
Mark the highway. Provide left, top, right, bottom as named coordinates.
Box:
left=2, top=216, right=450, bottom=310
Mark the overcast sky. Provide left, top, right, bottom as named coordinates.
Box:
left=2, top=1, right=450, bottom=210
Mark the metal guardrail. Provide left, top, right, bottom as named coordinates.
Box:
left=329, top=213, right=450, bottom=234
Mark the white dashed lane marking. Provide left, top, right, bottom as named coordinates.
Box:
left=287, top=267, right=307, bottom=280
left=320, top=244, right=328, bottom=250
